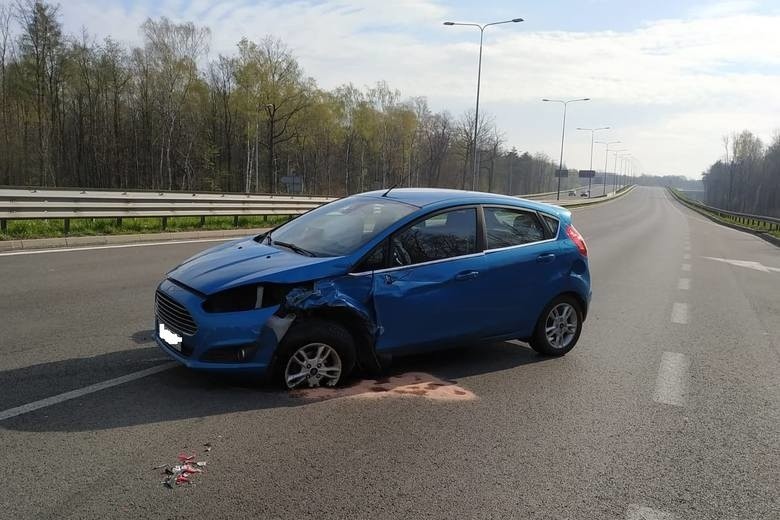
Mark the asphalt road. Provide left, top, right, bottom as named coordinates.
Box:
left=1, top=187, right=778, bottom=519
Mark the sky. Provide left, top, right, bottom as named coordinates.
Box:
left=54, top=0, right=780, bottom=179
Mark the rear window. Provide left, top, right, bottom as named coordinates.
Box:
left=541, top=214, right=560, bottom=237
left=484, top=207, right=546, bottom=248
left=391, top=208, right=477, bottom=266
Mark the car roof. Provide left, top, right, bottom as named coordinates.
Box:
left=356, top=188, right=568, bottom=218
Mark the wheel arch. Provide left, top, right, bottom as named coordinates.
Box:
left=292, top=307, right=382, bottom=374
left=556, top=291, right=588, bottom=321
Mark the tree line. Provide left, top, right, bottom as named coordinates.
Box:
left=635, top=175, right=702, bottom=190
left=702, top=131, right=780, bottom=217
left=0, top=1, right=582, bottom=197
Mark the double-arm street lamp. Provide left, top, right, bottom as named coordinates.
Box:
left=444, top=18, right=524, bottom=190
left=542, top=98, right=590, bottom=200
left=577, top=126, right=610, bottom=198
left=596, top=140, right=621, bottom=196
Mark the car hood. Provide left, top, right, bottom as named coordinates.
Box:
left=167, top=237, right=350, bottom=295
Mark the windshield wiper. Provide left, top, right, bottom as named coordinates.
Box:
left=271, top=240, right=317, bottom=257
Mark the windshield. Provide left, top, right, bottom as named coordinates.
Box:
left=267, top=197, right=416, bottom=257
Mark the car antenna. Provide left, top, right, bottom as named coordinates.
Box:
left=381, top=183, right=398, bottom=197
left=381, top=173, right=411, bottom=197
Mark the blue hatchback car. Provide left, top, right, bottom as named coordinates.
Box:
left=155, top=189, right=591, bottom=389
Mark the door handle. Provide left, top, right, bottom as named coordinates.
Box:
left=536, top=253, right=556, bottom=264
left=455, top=270, right=479, bottom=281
left=383, top=274, right=395, bottom=285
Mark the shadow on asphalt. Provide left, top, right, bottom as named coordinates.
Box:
left=1, top=339, right=553, bottom=433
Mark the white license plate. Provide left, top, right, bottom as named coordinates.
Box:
left=159, top=323, right=183, bottom=351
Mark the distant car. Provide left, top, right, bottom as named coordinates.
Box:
left=155, top=189, right=592, bottom=389
left=568, top=190, right=577, bottom=196
left=581, top=191, right=590, bottom=197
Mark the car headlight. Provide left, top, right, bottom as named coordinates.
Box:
left=202, top=284, right=294, bottom=313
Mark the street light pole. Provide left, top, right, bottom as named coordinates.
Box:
left=444, top=18, right=523, bottom=191
left=577, top=126, right=610, bottom=198
left=614, top=153, right=630, bottom=192
left=595, top=140, right=621, bottom=196
left=542, top=98, right=590, bottom=200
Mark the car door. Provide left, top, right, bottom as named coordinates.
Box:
left=480, top=206, right=562, bottom=337
left=371, top=206, right=489, bottom=353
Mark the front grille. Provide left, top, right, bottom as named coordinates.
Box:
left=155, top=290, right=198, bottom=336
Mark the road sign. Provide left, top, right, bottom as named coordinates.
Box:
left=555, top=169, right=569, bottom=178
left=280, top=175, right=303, bottom=194
left=579, top=170, right=596, bottom=178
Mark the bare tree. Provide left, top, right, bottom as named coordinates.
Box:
left=0, top=2, right=14, bottom=183
left=141, top=17, right=209, bottom=189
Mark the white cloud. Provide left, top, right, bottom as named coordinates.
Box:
left=53, top=1, right=780, bottom=178
left=690, top=0, right=760, bottom=18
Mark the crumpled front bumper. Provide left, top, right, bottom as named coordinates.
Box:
left=154, top=279, right=281, bottom=375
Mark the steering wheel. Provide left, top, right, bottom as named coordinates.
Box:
left=391, top=239, right=412, bottom=266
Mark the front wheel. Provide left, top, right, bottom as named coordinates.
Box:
left=274, top=319, right=356, bottom=389
left=530, top=296, right=583, bottom=356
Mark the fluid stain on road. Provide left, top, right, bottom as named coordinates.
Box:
left=290, top=372, right=477, bottom=402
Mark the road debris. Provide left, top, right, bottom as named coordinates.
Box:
left=177, top=452, right=196, bottom=462
left=159, top=446, right=213, bottom=488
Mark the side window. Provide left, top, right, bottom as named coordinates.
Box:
left=484, top=207, right=546, bottom=249
left=391, top=208, right=477, bottom=267
left=354, top=241, right=387, bottom=272
left=541, top=214, right=560, bottom=238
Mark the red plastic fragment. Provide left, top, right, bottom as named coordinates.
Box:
left=177, top=453, right=195, bottom=462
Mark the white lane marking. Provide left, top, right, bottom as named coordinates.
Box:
left=671, top=303, right=689, bottom=324
left=627, top=505, right=678, bottom=519
left=678, top=278, right=690, bottom=290
left=681, top=263, right=692, bottom=271
left=684, top=245, right=691, bottom=251
left=683, top=253, right=691, bottom=260
left=0, top=237, right=235, bottom=257
left=653, top=352, right=690, bottom=406
left=703, top=256, right=780, bottom=274
left=0, top=362, right=177, bottom=421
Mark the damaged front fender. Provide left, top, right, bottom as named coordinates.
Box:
left=276, top=275, right=384, bottom=373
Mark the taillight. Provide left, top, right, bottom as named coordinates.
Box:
left=565, top=225, right=588, bottom=257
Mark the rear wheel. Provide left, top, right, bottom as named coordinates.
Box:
left=274, top=319, right=356, bottom=389
left=530, top=296, right=583, bottom=356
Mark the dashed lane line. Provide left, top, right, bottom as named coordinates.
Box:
left=0, top=362, right=177, bottom=421
left=678, top=278, right=690, bottom=290
left=653, top=352, right=690, bottom=407
left=627, top=505, right=678, bottom=519
left=0, top=238, right=234, bottom=257
left=671, top=303, right=689, bottom=324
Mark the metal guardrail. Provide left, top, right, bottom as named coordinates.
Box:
left=0, top=184, right=633, bottom=234
left=669, top=189, right=780, bottom=231
left=0, top=188, right=335, bottom=232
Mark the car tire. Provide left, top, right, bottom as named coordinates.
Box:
left=529, top=295, right=583, bottom=356
left=274, top=319, right=356, bottom=390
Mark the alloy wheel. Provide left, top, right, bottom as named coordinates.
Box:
left=284, top=342, right=342, bottom=389
left=544, top=303, right=578, bottom=349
